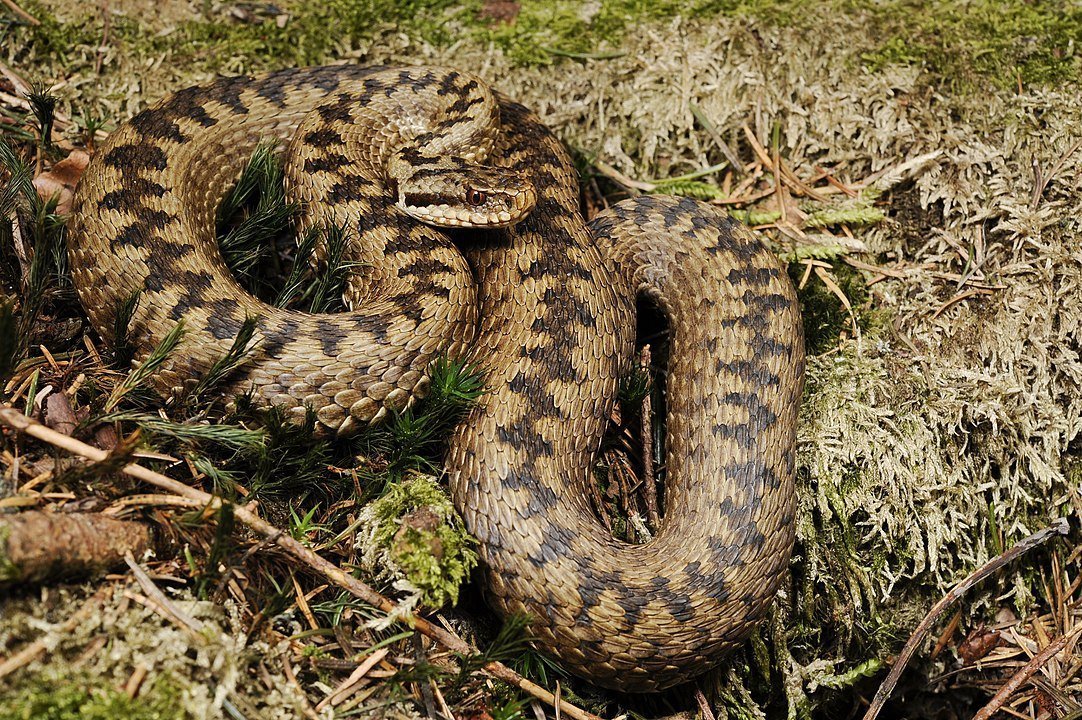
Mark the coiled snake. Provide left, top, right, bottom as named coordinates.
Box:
left=69, top=65, right=804, bottom=692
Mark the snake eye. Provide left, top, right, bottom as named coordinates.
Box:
left=466, top=188, right=487, bottom=206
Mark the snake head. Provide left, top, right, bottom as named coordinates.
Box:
left=394, top=164, right=537, bottom=229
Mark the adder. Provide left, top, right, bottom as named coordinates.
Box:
left=68, top=65, right=805, bottom=692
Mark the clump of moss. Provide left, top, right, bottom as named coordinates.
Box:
left=0, top=673, right=190, bottom=720
left=477, top=0, right=807, bottom=65
left=356, top=474, right=478, bottom=609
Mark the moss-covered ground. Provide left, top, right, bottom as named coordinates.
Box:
left=1, top=0, right=1081, bottom=718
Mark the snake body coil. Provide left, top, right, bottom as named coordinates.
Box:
left=69, top=65, right=805, bottom=692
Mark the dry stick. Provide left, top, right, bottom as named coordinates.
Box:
left=688, top=104, right=743, bottom=177
left=413, top=634, right=440, bottom=720
left=694, top=688, right=717, bottom=720
left=1030, top=138, right=1082, bottom=209
left=970, top=624, right=1082, bottom=720
left=860, top=516, right=1071, bottom=720
left=93, top=0, right=112, bottom=76
left=931, top=288, right=996, bottom=320
left=282, top=655, right=322, bottom=720
left=0, top=405, right=602, bottom=720
left=125, top=552, right=206, bottom=635
left=638, top=345, right=660, bottom=529
left=592, top=159, right=656, bottom=192
left=0, top=0, right=39, bottom=25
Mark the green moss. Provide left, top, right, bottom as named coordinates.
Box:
left=857, top=0, right=1082, bottom=88
left=0, top=521, right=17, bottom=582
left=473, top=0, right=801, bottom=65
left=141, top=0, right=483, bottom=73
left=4, top=1, right=101, bottom=66
left=359, top=475, right=478, bottom=608
left=788, top=261, right=870, bottom=355
left=0, top=674, right=190, bottom=720
left=10, top=0, right=1079, bottom=87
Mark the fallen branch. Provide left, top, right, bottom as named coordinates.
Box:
left=860, top=516, right=1071, bottom=720
left=0, top=510, right=153, bottom=585
left=0, top=404, right=602, bottom=720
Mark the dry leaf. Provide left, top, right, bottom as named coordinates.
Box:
left=479, top=0, right=520, bottom=24
left=958, top=625, right=1002, bottom=665
left=32, top=149, right=90, bottom=215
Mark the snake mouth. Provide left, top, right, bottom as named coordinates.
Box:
left=400, top=186, right=537, bottom=229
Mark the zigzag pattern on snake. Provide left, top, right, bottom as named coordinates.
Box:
left=68, top=65, right=805, bottom=692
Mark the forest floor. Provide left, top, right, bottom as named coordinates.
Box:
left=1, top=1, right=1081, bottom=719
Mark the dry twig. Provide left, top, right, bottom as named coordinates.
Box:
left=592, top=159, right=655, bottom=192
left=931, top=288, right=996, bottom=320
left=0, top=0, right=38, bottom=25
left=639, top=345, right=660, bottom=529
left=1030, top=139, right=1082, bottom=209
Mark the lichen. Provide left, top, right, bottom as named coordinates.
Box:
left=0, top=585, right=317, bottom=719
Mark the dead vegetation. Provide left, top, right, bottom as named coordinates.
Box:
left=1, top=0, right=1081, bottom=718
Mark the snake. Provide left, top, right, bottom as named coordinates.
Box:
left=68, top=65, right=805, bottom=692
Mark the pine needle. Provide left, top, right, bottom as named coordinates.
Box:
left=355, top=356, right=486, bottom=478
left=245, top=406, right=333, bottom=498
left=183, top=315, right=260, bottom=409
left=2, top=139, right=70, bottom=354
left=97, top=411, right=266, bottom=452
left=191, top=454, right=241, bottom=497
left=0, top=141, right=34, bottom=206
left=104, top=321, right=184, bottom=412
left=273, top=225, right=321, bottom=309
left=26, top=82, right=57, bottom=150
left=0, top=295, right=17, bottom=384
left=617, top=362, right=650, bottom=411
left=426, top=355, right=486, bottom=420
left=305, top=223, right=355, bottom=313
left=453, top=613, right=535, bottom=688
left=191, top=503, right=236, bottom=600
left=111, top=290, right=142, bottom=369
left=215, top=142, right=297, bottom=294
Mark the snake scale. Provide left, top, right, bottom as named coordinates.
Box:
left=69, top=65, right=805, bottom=692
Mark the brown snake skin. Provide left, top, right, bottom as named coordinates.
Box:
left=68, top=65, right=805, bottom=692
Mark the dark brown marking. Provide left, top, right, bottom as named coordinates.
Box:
left=304, top=128, right=344, bottom=146
left=303, top=153, right=350, bottom=174
left=99, top=179, right=168, bottom=211
left=103, top=143, right=168, bottom=172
